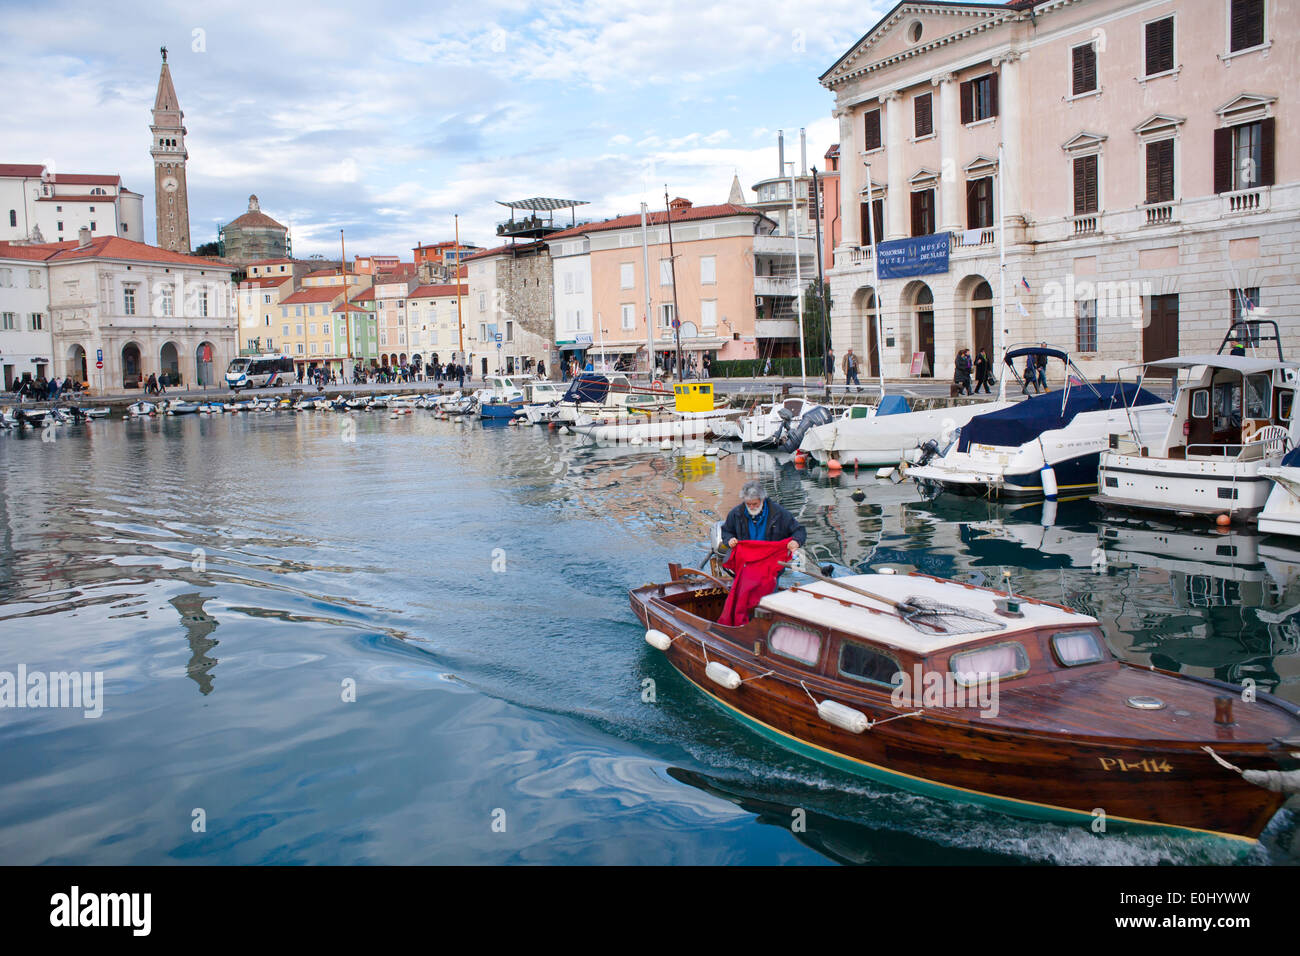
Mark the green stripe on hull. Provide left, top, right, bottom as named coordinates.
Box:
left=681, top=673, right=1255, bottom=847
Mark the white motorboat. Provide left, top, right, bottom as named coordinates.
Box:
left=1094, top=322, right=1298, bottom=523
left=908, top=345, right=1172, bottom=500
left=1258, top=447, right=1300, bottom=538
left=520, top=380, right=566, bottom=424
left=126, top=401, right=157, bottom=417
left=570, top=383, right=740, bottom=444
left=800, top=393, right=1010, bottom=468
left=543, top=373, right=674, bottom=426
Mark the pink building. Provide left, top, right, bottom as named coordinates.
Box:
left=823, top=0, right=1299, bottom=380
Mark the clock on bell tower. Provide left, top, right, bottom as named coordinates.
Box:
left=150, top=46, right=191, bottom=253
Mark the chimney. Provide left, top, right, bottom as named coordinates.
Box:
left=778, top=130, right=785, bottom=177
left=800, top=128, right=807, bottom=176
left=77, top=227, right=92, bottom=248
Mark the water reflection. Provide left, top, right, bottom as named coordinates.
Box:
left=170, top=593, right=219, bottom=696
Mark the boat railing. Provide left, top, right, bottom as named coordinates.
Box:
left=1186, top=435, right=1288, bottom=461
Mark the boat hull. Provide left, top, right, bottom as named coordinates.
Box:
left=479, top=400, right=522, bottom=420
left=1259, top=465, right=1300, bottom=537
left=800, top=402, right=1010, bottom=467
left=1095, top=452, right=1278, bottom=520
left=631, top=580, right=1296, bottom=842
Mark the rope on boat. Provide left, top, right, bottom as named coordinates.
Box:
left=1203, top=745, right=1300, bottom=795
left=738, top=669, right=774, bottom=685
left=799, top=681, right=923, bottom=730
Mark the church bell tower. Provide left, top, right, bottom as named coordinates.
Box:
left=151, top=46, right=191, bottom=253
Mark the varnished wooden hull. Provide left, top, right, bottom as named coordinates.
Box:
left=631, top=582, right=1299, bottom=843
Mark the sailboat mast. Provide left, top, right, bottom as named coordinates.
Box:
left=641, top=203, right=653, bottom=377
left=789, top=160, right=807, bottom=398
left=997, top=143, right=1007, bottom=402
left=664, top=187, right=683, bottom=381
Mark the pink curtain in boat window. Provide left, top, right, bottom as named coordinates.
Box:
left=770, top=624, right=821, bottom=665
left=952, top=643, right=1021, bottom=681
left=1053, top=631, right=1100, bottom=666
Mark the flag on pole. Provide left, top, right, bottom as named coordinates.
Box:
left=1020, top=277, right=1031, bottom=292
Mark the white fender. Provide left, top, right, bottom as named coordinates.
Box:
left=817, top=699, right=869, bottom=734
left=1040, top=465, right=1059, bottom=500
left=705, top=660, right=742, bottom=690
left=645, top=629, right=672, bottom=651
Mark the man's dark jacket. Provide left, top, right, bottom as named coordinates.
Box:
left=721, top=499, right=806, bottom=546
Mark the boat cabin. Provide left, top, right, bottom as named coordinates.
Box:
left=673, top=382, right=714, bottom=413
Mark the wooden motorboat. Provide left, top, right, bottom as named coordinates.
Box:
left=630, top=563, right=1300, bottom=842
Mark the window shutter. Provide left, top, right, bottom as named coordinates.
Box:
left=988, top=71, right=999, bottom=117
left=1072, top=45, right=1096, bottom=96
left=1259, top=117, right=1276, bottom=186
left=1230, top=0, right=1264, bottom=52
left=910, top=191, right=924, bottom=237
left=966, top=180, right=979, bottom=229
left=873, top=199, right=885, bottom=243
left=1213, top=127, right=1233, bottom=194
left=1146, top=141, right=1173, bottom=204
left=860, top=203, right=872, bottom=245
left=864, top=109, right=881, bottom=151
left=960, top=79, right=973, bottom=124
left=914, top=93, right=932, bottom=137
left=1073, top=158, right=1086, bottom=215
left=1145, top=18, right=1173, bottom=75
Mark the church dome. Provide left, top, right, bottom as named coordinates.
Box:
left=227, top=194, right=286, bottom=231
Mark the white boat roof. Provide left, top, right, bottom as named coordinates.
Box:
left=757, top=572, right=1095, bottom=654
left=1141, top=354, right=1297, bottom=374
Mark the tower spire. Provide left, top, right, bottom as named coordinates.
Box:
left=151, top=51, right=191, bottom=252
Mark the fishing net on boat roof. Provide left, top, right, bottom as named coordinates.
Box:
left=895, top=596, right=1008, bottom=635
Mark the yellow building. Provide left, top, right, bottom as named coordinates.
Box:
left=278, top=286, right=344, bottom=378
left=407, top=283, right=467, bottom=364
left=235, top=274, right=294, bottom=355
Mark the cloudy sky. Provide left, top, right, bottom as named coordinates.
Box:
left=2, top=0, right=908, bottom=258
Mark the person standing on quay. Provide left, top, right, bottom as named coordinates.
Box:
left=843, top=349, right=861, bottom=390
left=825, top=346, right=835, bottom=386
left=974, top=349, right=991, bottom=394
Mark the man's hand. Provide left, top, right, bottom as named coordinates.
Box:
left=788, top=540, right=800, bottom=555
left=728, top=537, right=738, bottom=548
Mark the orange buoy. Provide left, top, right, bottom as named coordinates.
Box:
left=793, top=456, right=806, bottom=470
left=1216, top=513, right=1231, bottom=527
left=793, top=450, right=806, bottom=464
left=827, top=459, right=843, bottom=475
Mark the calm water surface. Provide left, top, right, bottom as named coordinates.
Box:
left=0, top=412, right=1296, bottom=865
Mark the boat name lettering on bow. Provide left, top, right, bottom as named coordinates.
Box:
left=1097, top=757, right=1173, bottom=773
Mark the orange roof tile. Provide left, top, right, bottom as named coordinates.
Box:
left=0, top=164, right=46, bottom=178
left=282, top=287, right=346, bottom=305
left=409, top=284, right=468, bottom=298
left=8, top=236, right=236, bottom=269
left=52, top=173, right=121, bottom=186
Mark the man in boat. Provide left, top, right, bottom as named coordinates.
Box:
left=722, top=481, right=806, bottom=557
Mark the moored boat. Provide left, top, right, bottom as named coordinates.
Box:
left=570, top=382, right=740, bottom=444
left=1259, top=447, right=1300, bottom=538
left=1094, top=322, right=1298, bottom=523
left=631, top=562, right=1300, bottom=841
left=908, top=345, right=1171, bottom=499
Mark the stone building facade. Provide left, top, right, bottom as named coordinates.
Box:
left=821, top=0, right=1300, bottom=381
left=465, top=242, right=555, bottom=377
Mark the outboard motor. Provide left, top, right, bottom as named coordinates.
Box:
left=778, top=406, right=833, bottom=453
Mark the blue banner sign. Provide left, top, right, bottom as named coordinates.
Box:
left=876, top=233, right=949, bottom=279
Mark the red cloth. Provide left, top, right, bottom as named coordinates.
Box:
left=718, top=538, right=792, bottom=627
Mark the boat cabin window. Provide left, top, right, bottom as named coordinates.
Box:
left=1244, top=374, right=1270, bottom=421
left=838, top=641, right=901, bottom=688
left=1049, top=629, right=1106, bottom=667
left=1280, top=390, right=1294, bottom=422
left=1190, top=390, right=1209, bottom=419
left=949, top=642, right=1029, bottom=685
left=768, top=623, right=822, bottom=666
left=1212, top=378, right=1241, bottom=432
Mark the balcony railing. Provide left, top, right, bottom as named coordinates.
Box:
left=1142, top=201, right=1176, bottom=226
left=754, top=275, right=802, bottom=297
left=953, top=228, right=996, bottom=248
left=1070, top=214, right=1099, bottom=236
left=1223, top=186, right=1269, bottom=215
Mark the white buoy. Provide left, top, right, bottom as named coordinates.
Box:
left=1040, top=465, right=1059, bottom=501
left=704, top=446, right=719, bottom=457
left=705, top=660, right=742, bottom=690
left=659, top=440, right=673, bottom=451
left=629, top=437, right=644, bottom=446
left=816, top=699, right=870, bottom=734
left=645, top=629, right=672, bottom=651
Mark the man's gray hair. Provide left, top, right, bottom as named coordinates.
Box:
left=741, top=481, right=766, bottom=502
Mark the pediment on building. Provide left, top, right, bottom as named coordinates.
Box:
left=1215, top=92, right=1276, bottom=123
left=1062, top=131, right=1108, bottom=153
left=820, top=2, right=1013, bottom=90
left=858, top=178, right=887, bottom=196
left=1133, top=114, right=1186, bottom=139
left=910, top=167, right=940, bottom=188
left=963, top=154, right=998, bottom=176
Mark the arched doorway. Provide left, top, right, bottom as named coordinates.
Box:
left=160, top=341, right=180, bottom=385
left=850, top=286, right=880, bottom=379
left=122, top=343, right=142, bottom=389
left=970, top=281, right=994, bottom=365
left=68, top=344, right=87, bottom=384
left=902, top=283, right=935, bottom=377
left=195, top=342, right=216, bottom=386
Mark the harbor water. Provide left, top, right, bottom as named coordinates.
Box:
left=0, top=412, right=1296, bottom=865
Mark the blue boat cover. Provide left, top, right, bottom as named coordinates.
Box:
left=1004, top=346, right=1069, bottom=366
left=1281, top=446, right=1300, bottom=468
left=957, top=383, right=1163, bottom=452
left=563, top=373, right=609, bottom=403
left=877, top=394, right=911, bottom=416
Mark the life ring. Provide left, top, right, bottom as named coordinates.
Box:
left=652, top=380, right=666, bottom=393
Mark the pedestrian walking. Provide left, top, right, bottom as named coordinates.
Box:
left=1035, top=344, right=1049, bottom=392
left=842, top=349, right=861, bottom=389
left=974, top=349, right=991, bottom=394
